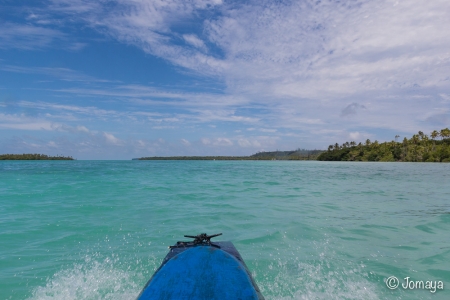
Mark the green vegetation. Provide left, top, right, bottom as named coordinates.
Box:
left=0, top=154, right=74, bottom=160
left=136, top=149, right=323, bottom=160
left=317, top=128, right=450, bottom=162
left=249, top=149, right=323, bottom=160
left=136, top=156, right=248, bottom=160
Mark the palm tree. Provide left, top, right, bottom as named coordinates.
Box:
left=441, top=128, right=450, bottom=140
left=373, top=140, right=379, bottom=148
left=431, top=130, right=439, bottom=140
left=365, top=139, right=371, bottom=146
left=431, top=130, right=438, bottom=151
left=440, top=128, right=447, bottom=140
left=402, top=137, right=408, bottom=160
left=418, top=131, right=424, bottom=140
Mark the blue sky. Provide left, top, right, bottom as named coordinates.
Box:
left=1, top=0, right=449, bottom=159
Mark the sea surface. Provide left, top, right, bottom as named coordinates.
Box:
left=1, top=160, right=449, bottom=300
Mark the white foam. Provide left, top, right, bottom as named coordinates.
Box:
left=257, top=260, right=380, bottom=300
left=29, top=257, right=146, bottom=300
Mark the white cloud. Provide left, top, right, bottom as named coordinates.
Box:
left=181, top=139, right=191, bottom=146
left=0, top=113, right=97, bottom=135
left=0, top=121, right=54, bottom=131
left=1, top=65, right=112, bottom=82
left=76, top=125, right=90, bottom=133
left=205, top=0, right=450, bottom=100
left=18, top=101, right=121, bottom=118
left=237, top=138, right=262, bottom=148
left=3, top=0, right=450, bottom=158
left=136, top=140, right=146, bottom=148
left=49, top=0, right=101, bottom=13
left=26, top=0, right=450, bottom=100
left=0, top=113, right=57, bottom=131
left=200, top=136, right=279, bottom=150
left=103, top=132, right=122, bottom=145
left=191, top=109, right=258, bottom=123
left=237, top=138, right=251, bottom=147
left=349, top=132, right=361, bottom=141
left=259, top=128, right=277, bottom=133
left=213, top=138, right=232, bottom=146
left=47, top=141, right=57, bottom=147
left=440, top=94, right=450, bottom=102
left=70, top=0, right=227, bottom=74
left=0, top=22, right=64, bottom=49
left=43, top=0, right=450, bottom=131
left=183, top=34, right=207, bottom=51
left=152, top=126, right=176, bottom=129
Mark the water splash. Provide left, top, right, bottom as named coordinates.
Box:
left=251, top=234, right=381, bottom=300
left=257, top=259, right=379, bottom=300
left=29, top=256, right=147, bottom=300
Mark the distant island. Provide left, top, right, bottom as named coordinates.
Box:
left=317, top=128, right=450, bottom=162
left=0, top=154, right=74, bottom=160
left=4, top=128, right=449, bottom=162
left=136, top=149, right=323, bottom=161
left=136, top=128, right=450, bottom=162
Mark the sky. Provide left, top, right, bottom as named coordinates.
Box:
left=1, top=0, right=449, bottom=159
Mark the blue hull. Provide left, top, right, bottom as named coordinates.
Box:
left=137, top=240, right=264, bottom=300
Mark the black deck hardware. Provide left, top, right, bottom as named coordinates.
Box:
left=169, top=233, right=222, bottom=249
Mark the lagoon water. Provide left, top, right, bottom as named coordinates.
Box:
left=1, top=161, right=449, bottom=300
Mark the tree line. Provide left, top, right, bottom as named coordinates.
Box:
left=137, top=149, right=323, bottom=161
left=0, top=154, right=74, bottom=160
left=318, top=128, right=450, bottom=162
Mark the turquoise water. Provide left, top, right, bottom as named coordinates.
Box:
left=1, top=161, right=449, bottom=300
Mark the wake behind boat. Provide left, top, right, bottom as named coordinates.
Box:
left=137, top=233, right=264, bottom=300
